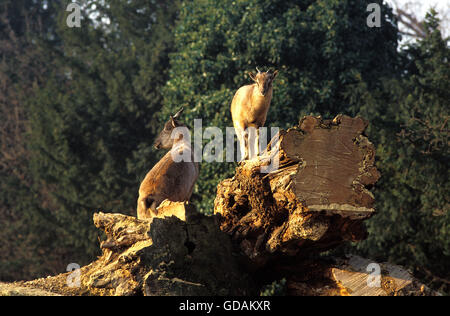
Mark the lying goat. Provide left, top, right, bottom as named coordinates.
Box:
left=137, top=108, right=199, bottom=219
left=231, top=67, right=278, bottom=160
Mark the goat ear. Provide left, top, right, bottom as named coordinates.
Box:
left=248, top=72, right=257, bottom=82
left=272, top=70, right=279, bottom=79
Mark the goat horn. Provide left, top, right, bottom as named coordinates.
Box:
left=256, top=67, right=261, bottom=73
left=172, top=107, right=184, bottom=119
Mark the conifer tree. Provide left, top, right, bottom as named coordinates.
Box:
left=1, top=0, right=180, bottom=278
left=352, top=10, right=449, bottom=291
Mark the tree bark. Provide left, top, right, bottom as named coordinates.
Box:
left=7, top=115, right=439, bottom=296
left=81, top=203, right=255, bottom=296
left=215, top=115, right=380, bottom=268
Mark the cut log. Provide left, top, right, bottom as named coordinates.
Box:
left=280, top=256, right=439, bottom=296
left=215, top=115, right=381, bottom=267
left=7, top=253, right=437, bottom=296
left=85, top=202, right=255, bottom=296
left=7, top=115, right=440, bottom=296
left=14, top=202, right=254, bottom=296
left=329, top=255, right=439, bottom=296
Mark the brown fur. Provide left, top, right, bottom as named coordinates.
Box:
left=137, top=109, right=199, bottom=219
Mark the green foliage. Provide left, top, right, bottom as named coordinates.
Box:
left=25, top=0, right=180, bottom=262
left=0, top=0, right=180, bottom=279
left=347, top=10, right=450, bottom=291
left=0, top=0, right=67, bottom=281
left=260, top=278, right=287, bottom=296
left=162, top=0, right=399, bottom=213
left=0, top=1, right=448, bottom=291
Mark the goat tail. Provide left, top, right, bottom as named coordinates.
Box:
left=137, top=195, right=159, bottom=219
left=144, top=195, right=159, bottom=214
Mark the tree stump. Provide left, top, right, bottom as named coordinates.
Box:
left=215, top=115, right=381, bottom=267
left=7, top=115, right=439, bottom=296
left=19, top=202, right=253, bottom=296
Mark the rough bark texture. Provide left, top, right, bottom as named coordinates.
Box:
left=12, top=202, right=254, bottom=296
left=215, top=115, right=381, bottom=268
left=4, top=201, right=437, bottom=296
left=2, top=115, right=440, bottom=296
left=87, top=203, right=254, bottom=296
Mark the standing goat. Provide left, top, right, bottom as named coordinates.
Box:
left=231, top=68, right=278, bottom=160
left=137, top=108, right=199, bottom=220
